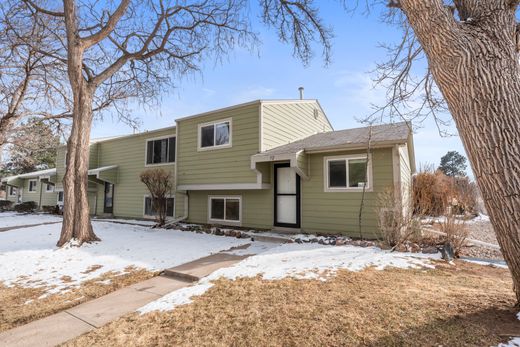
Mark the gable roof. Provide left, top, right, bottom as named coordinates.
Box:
left=259, top=122, right=411, bottom=155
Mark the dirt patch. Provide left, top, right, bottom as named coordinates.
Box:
left=65, top=261, right=519, bottom=347
left=0, top=268, right=156, bottom=333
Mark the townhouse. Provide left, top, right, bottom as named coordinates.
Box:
left=1, top=99, right=415, bottom=238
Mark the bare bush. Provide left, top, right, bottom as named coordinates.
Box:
left=139, top=169, right=173, bottom=226
left=412, top=168, right=451, bottom=216
left=451, top=177, right=478, bottom=216
left=377, top=185, right=421, bottom=247
left=439, top=215, right=469, bottom=257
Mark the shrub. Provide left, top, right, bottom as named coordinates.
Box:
left=377, top=186, right=421, bottom=247
left=0, top=200, right=13, bottom=211
left=139, top=168, right=173, bottom=226
left=451, top=176, right=478, bottom=215
left=413, top=169, right=451, bottom=216
left=41, top=205, right=59, bottom=214
left=14, top=201, right=37, bottom=213
left=439, top=215, right=468, bottom=257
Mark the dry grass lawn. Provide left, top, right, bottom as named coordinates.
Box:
left=64, top=261, right=520, bottom=347
left=0, top=266, right=156, bottom=332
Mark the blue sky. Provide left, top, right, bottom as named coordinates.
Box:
left=91, top=2, right=467, bottom=172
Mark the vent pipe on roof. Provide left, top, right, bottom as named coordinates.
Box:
left=298, top=86, right=304, bottom=100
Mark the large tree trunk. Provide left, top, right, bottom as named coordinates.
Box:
left=56, top=84, right=99, bottom=247
left=57, top=0, right=99, bottom=246
left=401, top=0, right=520, bottom=305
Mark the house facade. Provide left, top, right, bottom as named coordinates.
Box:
left=1, top=99, right=415, bottom=238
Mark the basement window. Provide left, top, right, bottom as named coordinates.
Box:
left=324, top=155, right=371, bottom=192
left=198, top=119, right=232, bottom=150
left=146, top=136, right=176, bottom=165
left=208, top=196, right=241, bottom=223
left=144, top=196, right=175, bottom=218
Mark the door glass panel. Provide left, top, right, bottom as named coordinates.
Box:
left=211, top=198, right=225, bottom=220
left=225, top=199, right=240, bottom=221
left=166, top=198, right=174, bottom=217
left=105, top=183, right=113, bottom=208
left=276, top=196, right=297, bottom=224
left=277, top=167, right=296, bottom=194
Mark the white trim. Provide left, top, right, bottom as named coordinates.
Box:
left=208, top=195, right=242, bottom=226
left=197, top=118, right=232, bottom=151
left=323, top=154, right=373, bottom=192
left=142, top=194, right=176, bottom=219
left=177, top=183, right=271, bottom=191
left=259, top=103, right=264, bottom=152
left=144, top=135, right=176, bottom=167
left=27, top=179, right=38, bottom=193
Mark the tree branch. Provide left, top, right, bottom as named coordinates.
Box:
left=81, top=0, right=131, bottom=49
left=22, top=0, right=65, bottom=17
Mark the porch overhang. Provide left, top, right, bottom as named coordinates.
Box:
left=1, top=176, right=24, bottom=188
left=251, top=150, right=309, bottom=180
left=88, top=165, right=118, bottom=184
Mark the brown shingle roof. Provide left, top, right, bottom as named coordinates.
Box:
left=260, top=122, right=411, bottom=155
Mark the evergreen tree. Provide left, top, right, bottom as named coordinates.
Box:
left=438, top=151, right=467, bottom=177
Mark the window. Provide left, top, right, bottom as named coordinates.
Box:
left=46, top=184, right=54, bottom=192
left=146, top=137, right=176, bottom=165
left=8, top=186, right=17, bottom=197
left=209, top=196, right=241, bottom=223
left=325, top=155, right=371, bottom=191
left=198, top=119, right=231, bottom=150
left=144, top=196, right=174, bottom=217
left=57, top=191, right=64, bottom=204
left=28, top=179, right=37, bottom=192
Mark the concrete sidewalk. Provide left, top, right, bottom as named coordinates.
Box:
left=0, top=250, right=251, bottom=347
left=0, top=221, right=61, bottom=232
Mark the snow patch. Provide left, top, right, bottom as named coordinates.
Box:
left=497, top=337, right=520, bottom=347
left=0, top=219, right=250, bottom=296
left=139, top=244, right=440, bottom=313
left=0, top=212, right=62, bottom=228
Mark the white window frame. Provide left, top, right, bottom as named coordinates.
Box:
left=323, top=154, right=373, bottom=192
left=142, top=195, right=175, bottom=219
left=45, top=183, right=54, bottom=192
left=197, top=118, right=232, bottom=151
left=208, top=195, right=242, bottom=225
left=27, top=179, right=38, bottom=193
left=8, top=186, right=17, bottom=197
left=144, top=135, right=176, bottom=167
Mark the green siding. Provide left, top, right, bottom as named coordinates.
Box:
left=19, top=179, right=57, bottom=208
left=262, top=102, right=333, bottom=151
left=301, top=148, right=394, bottom=238
left=176, top=104, right=260, bottom=186
left=93, top=128, right=179, bottom=219
left=187, top=189, right=272, bottom=229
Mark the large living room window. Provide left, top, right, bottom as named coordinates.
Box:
left=209, top=196, right=241, bottom=223
left=324, top=155, right=371, bottom=191
left=146, top=136, right=176, bottom=165
left=144, top=196, right=174, bottom=218
left=198, top=119, right=231, bottom=150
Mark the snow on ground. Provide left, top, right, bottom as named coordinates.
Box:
left=139, top=243, right=440, bottom=314
left=0, top=220, right=250, bottom=295
left=91, top=218, right=156, bottom=227
left=497, top=337, right=520, bottom=347
left=0, top=212, right=62, bottom=228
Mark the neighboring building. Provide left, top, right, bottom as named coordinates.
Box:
left=2, top=168, right=59, bottom=207
left=0, top=99, right=415, bottom=238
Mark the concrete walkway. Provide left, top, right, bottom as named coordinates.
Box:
left=0, top=221, right=61, bottom=233
left=0, top=250, right=251, bottom=347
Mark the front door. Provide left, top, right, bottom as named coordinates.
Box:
left=274, top=163, right=300, bottom=228
left=104, top=182, right=114, bottom=214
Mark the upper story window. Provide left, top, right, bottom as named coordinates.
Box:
left=146, top=136, right=176, bottom=165
left=324, top=155, right=371, bottom=192
left=28, top=179, right=38, bottom=192
left=198, top=119, right=232, bottom=150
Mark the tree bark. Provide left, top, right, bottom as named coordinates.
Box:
left=401, top=0, right=520, bottom=305
left=57, top=0, right=99, bottom=246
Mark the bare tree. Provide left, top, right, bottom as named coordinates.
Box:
left=140, top=168, right=173, bottom=226
left=0, top=2, right=70, bottom=150
left=20, top=0, right=255, bottom=246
